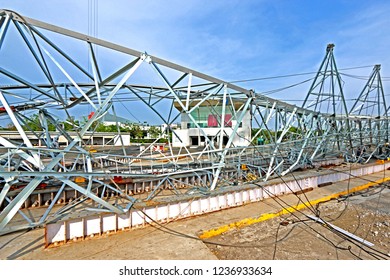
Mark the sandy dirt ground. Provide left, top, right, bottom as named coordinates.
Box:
left=206, top=188, right=390, bottom=260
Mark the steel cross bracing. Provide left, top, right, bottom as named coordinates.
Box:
left=0, top=9, right=389, bottom=234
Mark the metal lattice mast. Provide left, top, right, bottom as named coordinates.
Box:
left=302, top=44, right=349, bottom=116
left=350, top=65, right=387, bottom=117
left=302, top=43, right=352, bottom=153
left=349, top=65, right=388, bottom=155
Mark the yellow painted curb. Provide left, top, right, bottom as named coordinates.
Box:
left=199, top=177, right=390, bottom=239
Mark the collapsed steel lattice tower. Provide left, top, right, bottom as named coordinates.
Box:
left=0, top=10, right=389, bottom=234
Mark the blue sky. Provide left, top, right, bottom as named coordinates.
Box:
left=2, top=0, right=390, bottom=123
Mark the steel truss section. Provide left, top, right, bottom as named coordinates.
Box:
left=0, top=10, right=389, bottom=234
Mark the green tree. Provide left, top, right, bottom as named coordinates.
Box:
left=80, top=116, right=100, bottom=132
left=22, top=113, right=55, bottom=131
left=95, top=122, right=109, bottom=132
left=62, top=116, right=80, bottom=131
left=2, top=123, right=17, bottom=131
left=129, top=124, right=143, bottom=138
left=252, top=128, right=274, bottom=144
left=148, top=126, right=161, bottom=139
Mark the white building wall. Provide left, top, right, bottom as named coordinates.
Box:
left=172, top=130, right=192, bottom=147
left=113, top=135, right=130, bottom=146
left=172, top=110, right=251, bottom=148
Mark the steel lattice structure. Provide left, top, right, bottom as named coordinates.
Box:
left=0, top=10, right=389, bottom=234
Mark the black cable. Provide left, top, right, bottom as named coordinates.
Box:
left=258, top=183, right=389, bottom=259
left=131, top=181, right=376, bottom=259
left=357, top=163, right=387, bottom=258
left=228, top=122, right=322, bottom=219
left=130, top=180, right=349, bottom=253
left=3, top=9, right=389, bottom=257
left=229, top=65, right=375, bottom=84
left=132, top=202, right=354, bottom=253
left=245, top=107, right=319, bottom=214
left=316, top=162, right=390, bottom=259
left=272, top=221, right=282, bottom=259
left=326, top=166, right=390, bottom=189
left=316, top=163, right=353, bottom=221
left=261, top=77, right=315, bottom=96
left=319, top=189, right=389, bottom=259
